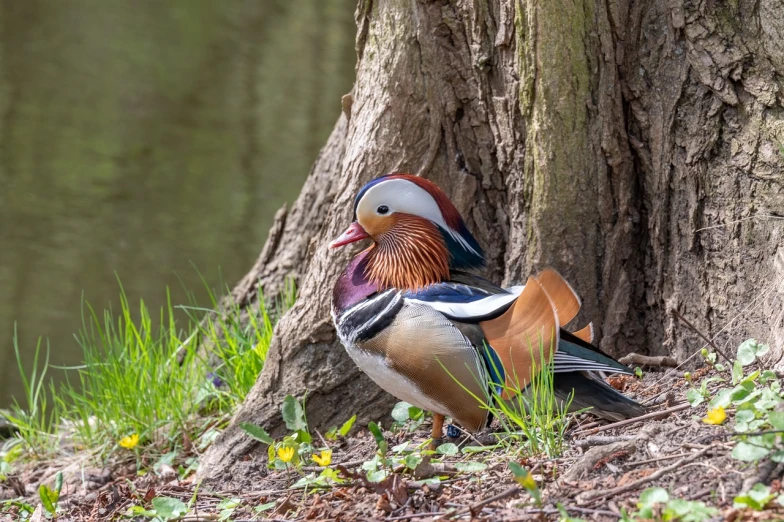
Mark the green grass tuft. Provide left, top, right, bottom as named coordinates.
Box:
left=181, top=277, right=296, bottom=408
left=2, top=327, right=60, bottom=459
left=2, top=276, right=296, bottom=465
left=442, top=336, right=575, bottom=458
left=486, top=341, right=575, bottom=458
left=57, top=284, right=206, bottom=453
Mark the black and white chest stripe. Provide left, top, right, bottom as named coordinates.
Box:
left=333, top=290, right=404, bottom=344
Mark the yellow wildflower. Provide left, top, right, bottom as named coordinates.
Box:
left=312, top=449, right=332, bottom=467
left=277, top=446, right=295, bottom=463
left=119, top=433, right=139, bottom=449
left=703, top=406, right=727, bottom=425
left=513, top=469, right=537, bottom=490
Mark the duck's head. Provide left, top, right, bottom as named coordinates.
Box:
left=330, top=174, right=484, bottom=290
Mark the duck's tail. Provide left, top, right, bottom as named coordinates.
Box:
left=553, top=371, right=646, bottom=420
left=479, top=268, right=645, bottom=418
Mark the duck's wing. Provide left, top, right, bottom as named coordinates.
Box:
left=403, top=268, right=591, bottom=333
left=399, top=269, right=640, bottom=420
left=473, top=271, right=633, bottom=396
left=403, top=278, right=524, bottom=322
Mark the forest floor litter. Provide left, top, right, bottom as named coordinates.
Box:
left=3, top=359, right=784, bottom=521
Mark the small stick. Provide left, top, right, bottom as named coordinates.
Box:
left=625, top=452, right=694, bottom=467
left=386, top=511, right=448, bottom=521
left=465, top=486, right=521, bottom=516
left=572, top=403, right=689, bottom=437
left=579, top=447, right=710, bottom=502
left=526, top=506, right=620, bottom=518
left=688, top=487, right=713, bottom=500
left=571, top=420, right=604, bottom=433
left=572, top=435, right=637, bottom=448
left=618, top=353, right=678, bottom=368
left=671, top=309, right=732, bottom=364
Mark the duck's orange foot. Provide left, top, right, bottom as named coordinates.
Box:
left=429, top=413, right=445, bottom=449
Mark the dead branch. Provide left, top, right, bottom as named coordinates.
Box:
left=572, top=403, right=689, bottom=437
left=572, top=435, right=637, bottom=448
left=671, top=310, right=732, bottom=364
left=618, top=353, right=678, bottom=368
left=465, top=486, right=521, bottom=517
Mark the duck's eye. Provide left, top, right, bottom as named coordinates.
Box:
left=376, top=205, right=389, bottom=215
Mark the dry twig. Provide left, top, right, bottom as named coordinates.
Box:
left=671, top=309, right=732, bottom=364
left=464, top=486, right=521, bottom=517
left=572, top=435, right=637, bottom=448
left=572, top=403, right=689, bottom=437
left=618, top=353, right=678, bottom=368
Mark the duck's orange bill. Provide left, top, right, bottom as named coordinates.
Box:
left=329, top=221, right=370, bottom=248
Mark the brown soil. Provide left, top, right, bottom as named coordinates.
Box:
left=3, top=368, right=784, bottom=521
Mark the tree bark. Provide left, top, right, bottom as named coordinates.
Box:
left=198, top=0, right=784, bottom=482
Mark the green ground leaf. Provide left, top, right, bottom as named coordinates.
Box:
left=708, top=389, right=733, bottom=409
left=391, top=402, right=413, bottom=422
left=255, top=501, right=276, bottom=513
left=436, top=443, right=458, bottom=455
left=461, top=445, right=498, bottom=454
left=454, top=461, right=487, bottom=472
left=732, top=441, right=770, bottom=461
left=737, top=340, right=757, bottom=366
left=216, top=498, right=241, bottom=510
left=734, top=483, right=775, bottom=510
left=639, top=487, right=669, bottom=506
left=732, top=360, right=744, bottom=384
left=152, top=496, right=187, bottom=519
left=367, top=469, right=388, bottom=482
left=127, top=505, right=157, bottom=517
left=239, top=422, right=274, bottom=445
left=770, top=450, right=784, bottom=463
left=737, top=339, right=768, bottom=366
left=367, top=421, right=383, bottom=444
left=666, top=498, right=717, bottom=521
left=734, top=409, right=755, bottom=432
left=404, top=454, right=423, bottom=470
left=367, top=421, right=388, bottom=454
left=281, top=395, right=307, bottom=432
left=686, top=388, right=704, bottom=407
left=769, top=411, right=784, bottom=431
left=53, top=471, right=63, bottom=496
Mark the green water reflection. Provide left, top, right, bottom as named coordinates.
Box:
left=0, top=0, right=356, bottom=406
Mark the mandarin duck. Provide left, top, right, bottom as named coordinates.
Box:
left=330, top=174, right=645, bottom=441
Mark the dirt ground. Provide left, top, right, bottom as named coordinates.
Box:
left=3, top=366, right=784, bottom=521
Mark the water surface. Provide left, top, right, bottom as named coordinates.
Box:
left=0, top=0, right=356, bottom=406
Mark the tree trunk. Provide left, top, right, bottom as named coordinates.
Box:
left=198, top=0, right=784, bottom=482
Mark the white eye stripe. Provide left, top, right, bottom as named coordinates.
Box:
left=357, top=178, right=480, bottom=256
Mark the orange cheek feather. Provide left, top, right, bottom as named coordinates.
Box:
left=358, top=213, right=395, bottom=238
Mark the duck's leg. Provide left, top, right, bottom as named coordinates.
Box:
left=430, top=413, right=445, bottom=448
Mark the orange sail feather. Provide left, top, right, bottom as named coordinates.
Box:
left=479, top=276, right=558, bottom=399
